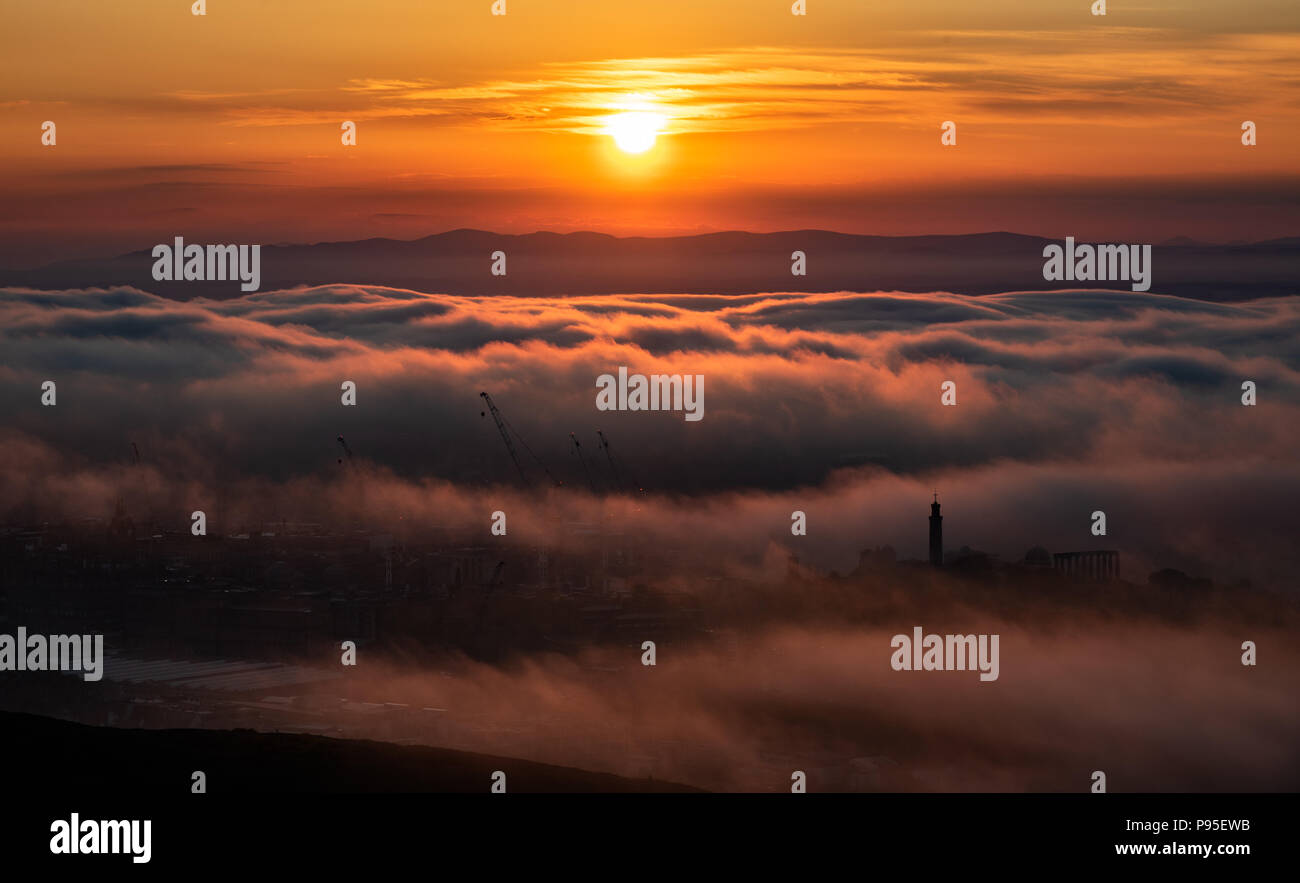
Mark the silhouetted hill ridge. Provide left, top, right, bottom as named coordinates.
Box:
left=3, top=229, right=1294, bottom=301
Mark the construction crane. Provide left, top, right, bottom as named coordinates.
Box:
left=570, top=432, right=597, bottom=493
left=335, top=435, right=366, bottom=531
left=596, top=430, right=621, bottom=490
left=111, top=442, right=144, bottom=538
left=596, top=429, right=642, bottom=494
left=479, top=391, right=561, bottom=488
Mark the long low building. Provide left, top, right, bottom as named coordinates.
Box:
left=1053, top=550, right=1120, bottom=581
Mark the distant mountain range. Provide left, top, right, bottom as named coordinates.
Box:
left=3, top=229, right=1296, bottom=301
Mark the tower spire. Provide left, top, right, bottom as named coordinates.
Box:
left=928, top=493, right=943, bottom=567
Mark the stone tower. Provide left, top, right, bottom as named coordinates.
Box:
left=929, top=494, right=943, bottom=567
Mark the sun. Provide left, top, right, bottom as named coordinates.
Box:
left=605, top=111, right=666, bottom=154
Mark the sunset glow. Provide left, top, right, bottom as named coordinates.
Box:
left=605, top=111, right=666, bottom=154
left=0, top=0, right=1297, bottom=844
left=2, top=0, right=1297, bottom=262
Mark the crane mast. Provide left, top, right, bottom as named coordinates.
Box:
left=570, top=432, right=597, bottom=493
left=480, top=392, right=528, bottom=485
left=597, top=430, right=621, bottom=492
left=480, top=391, right=560, bottom=487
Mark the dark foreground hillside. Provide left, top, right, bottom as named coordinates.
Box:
left=1, top=711, right=697, bottom=793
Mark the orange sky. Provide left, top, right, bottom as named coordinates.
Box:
left=1, top=0, right=1297, bottom=263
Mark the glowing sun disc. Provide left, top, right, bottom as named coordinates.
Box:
left=606, top=111, right=665, bottom=154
